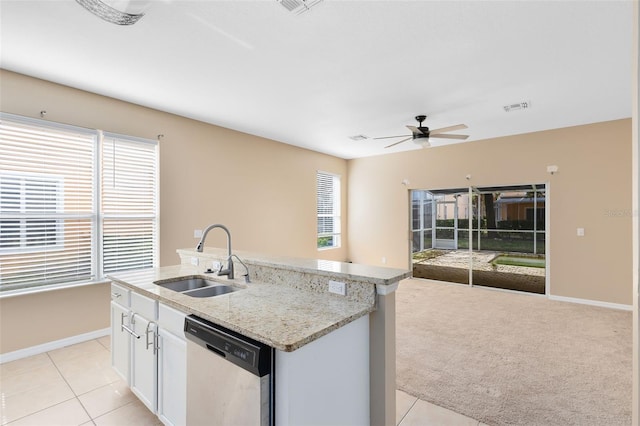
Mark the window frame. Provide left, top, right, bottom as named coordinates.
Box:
left=0, top=112, right=159, bottom=294
left=316, top=170, right=341, bottom=250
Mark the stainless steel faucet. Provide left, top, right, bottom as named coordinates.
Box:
left=196, top=224, right=234, bottom=280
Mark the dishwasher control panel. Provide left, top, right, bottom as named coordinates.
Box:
left=184, top=315, right=272, bottom=377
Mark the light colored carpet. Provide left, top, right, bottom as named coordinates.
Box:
left=396, top=279, right=632, bottom=426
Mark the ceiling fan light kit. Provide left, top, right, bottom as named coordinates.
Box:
left=75, top=0, right=147, bottom=25
left=414, top=138, right=430, bottom=148
left=373, top=115, right=469, bottom=149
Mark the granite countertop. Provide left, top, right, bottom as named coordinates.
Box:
left=177, top=248, right=412, bottom=287
left=108, top=265, right=375, bottom=352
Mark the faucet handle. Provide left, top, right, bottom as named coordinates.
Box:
left=208, top=261, right=221, bottom=272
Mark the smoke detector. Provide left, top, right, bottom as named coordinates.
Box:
left=503, top=100, right=531, bottom=112
left=277, top=0, right=324, bottom=15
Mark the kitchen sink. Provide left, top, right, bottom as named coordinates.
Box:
left=182, top=285, right=238, bottom=298
left=156, top=278, right=213, bottom=292
left=154, top=277, right=243, bottom=298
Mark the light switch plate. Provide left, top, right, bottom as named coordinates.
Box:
left=577, top=228, right=585, bottom=237
left=191, top=257, right=199, bottom=266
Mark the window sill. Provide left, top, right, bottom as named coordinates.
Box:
left=0, top=279, right=111, bottom=299
left=317, top=246, right=341, bottom=251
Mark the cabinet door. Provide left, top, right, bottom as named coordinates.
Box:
left=157, top=329, right=187, bottom=426
left=131, top=314, right=158, bottom=413
left=110, top=301, right=130, bottom=384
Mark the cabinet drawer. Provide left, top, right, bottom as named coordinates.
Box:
left=131, top=292, right=158, bottom=319
left=111, top=283, right=130, bottom=307
left=158, top=303, right=187, bottom=337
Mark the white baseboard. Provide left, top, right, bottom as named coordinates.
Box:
left=0, top=327, right=110, bottom=364
left=549, top=295, right=633, bottom=311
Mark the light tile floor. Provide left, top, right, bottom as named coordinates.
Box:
left=1, top=337, right=481, bottom=425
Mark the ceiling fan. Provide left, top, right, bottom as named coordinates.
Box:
left=374, top=115, right=469, bottom=148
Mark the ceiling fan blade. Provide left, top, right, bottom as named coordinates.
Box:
left=429, top=124, right=468, bottom=135
left=384, top=137, right=413, bottom=148
left=406, top=125, right=424, bottom=134
left=372, top=134, right=412, bottom=140
left=429, top=134, right=469, bottom=140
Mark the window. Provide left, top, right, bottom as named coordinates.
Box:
left=0, top=113, right=158, bottom=292
left=0, top=173, right=64, bottom=251
left=102, top=133, right=158, bottom=273
left=411, top=190, right=434, bottom=253
left=316, top=171, right=340, bottom=249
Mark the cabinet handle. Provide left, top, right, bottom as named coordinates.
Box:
left=111, top=292, right=122, bottom=299
left=121, top=312, right=141, bottom=339
left=145, top=321, right=158, bottom=355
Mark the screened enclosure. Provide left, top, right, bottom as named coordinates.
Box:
left=411, top=184, right=546, bottom=294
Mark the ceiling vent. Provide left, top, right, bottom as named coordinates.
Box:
left=503, top=100, right=531, bottom=112
left=277, top=0, right=324, bottom=15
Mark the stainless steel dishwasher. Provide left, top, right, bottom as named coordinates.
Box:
left=184, top=315, right=274, bottom=425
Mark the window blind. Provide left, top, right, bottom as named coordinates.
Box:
left=0, top=114, right=159, bottom=293
left=102, top=133, right=158, bottom=274
left=0, top=117, right=95, bottom=291
left=316, top=171, right=341, bottom=249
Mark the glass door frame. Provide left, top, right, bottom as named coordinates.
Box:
left=410, top=183, right=548, bottom=292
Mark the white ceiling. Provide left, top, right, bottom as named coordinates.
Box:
left=0, top=0, right=633, bottom=159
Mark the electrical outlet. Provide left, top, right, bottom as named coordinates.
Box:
left=194, top=229, right=203, bottom=238
left=577, top=228, right=585, bottom=237
left=212, top=261, right=221, bottom=271
left=191, top=257, right=199, bottom=266
left=328, top=280, right=346, bottom=296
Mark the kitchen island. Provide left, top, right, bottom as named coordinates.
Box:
left=108, top=248, right=410, bottom=425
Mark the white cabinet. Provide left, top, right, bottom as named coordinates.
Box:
left=110, top=287, right=186, bottom=426
left=130, top=312, right=158, bottom=412
left=129, top=292, right=159, bottom=413
left=110, top=283, right=131, bottom=383
left=157, top=303, right=187, bottom=426
left=110, top=301, right=131, bottom=383
left=158, top=328, right=187, bottom=426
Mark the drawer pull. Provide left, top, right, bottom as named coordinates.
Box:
left=121, top=312, right=141, bottom=339
left=112, top=292, right=122, bottom=299
left=145, top=321, right=158, bottom=354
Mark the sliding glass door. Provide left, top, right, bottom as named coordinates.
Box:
left=411, top=184, right=546, bottom=294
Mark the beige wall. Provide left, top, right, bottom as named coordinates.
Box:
left=0, top=70, right=348, bottom=353
left=348, top=119, right=632, bottom=305
left=0, top=284, right=110, bottom=353
left=0, top=68, right=632, bottom=354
